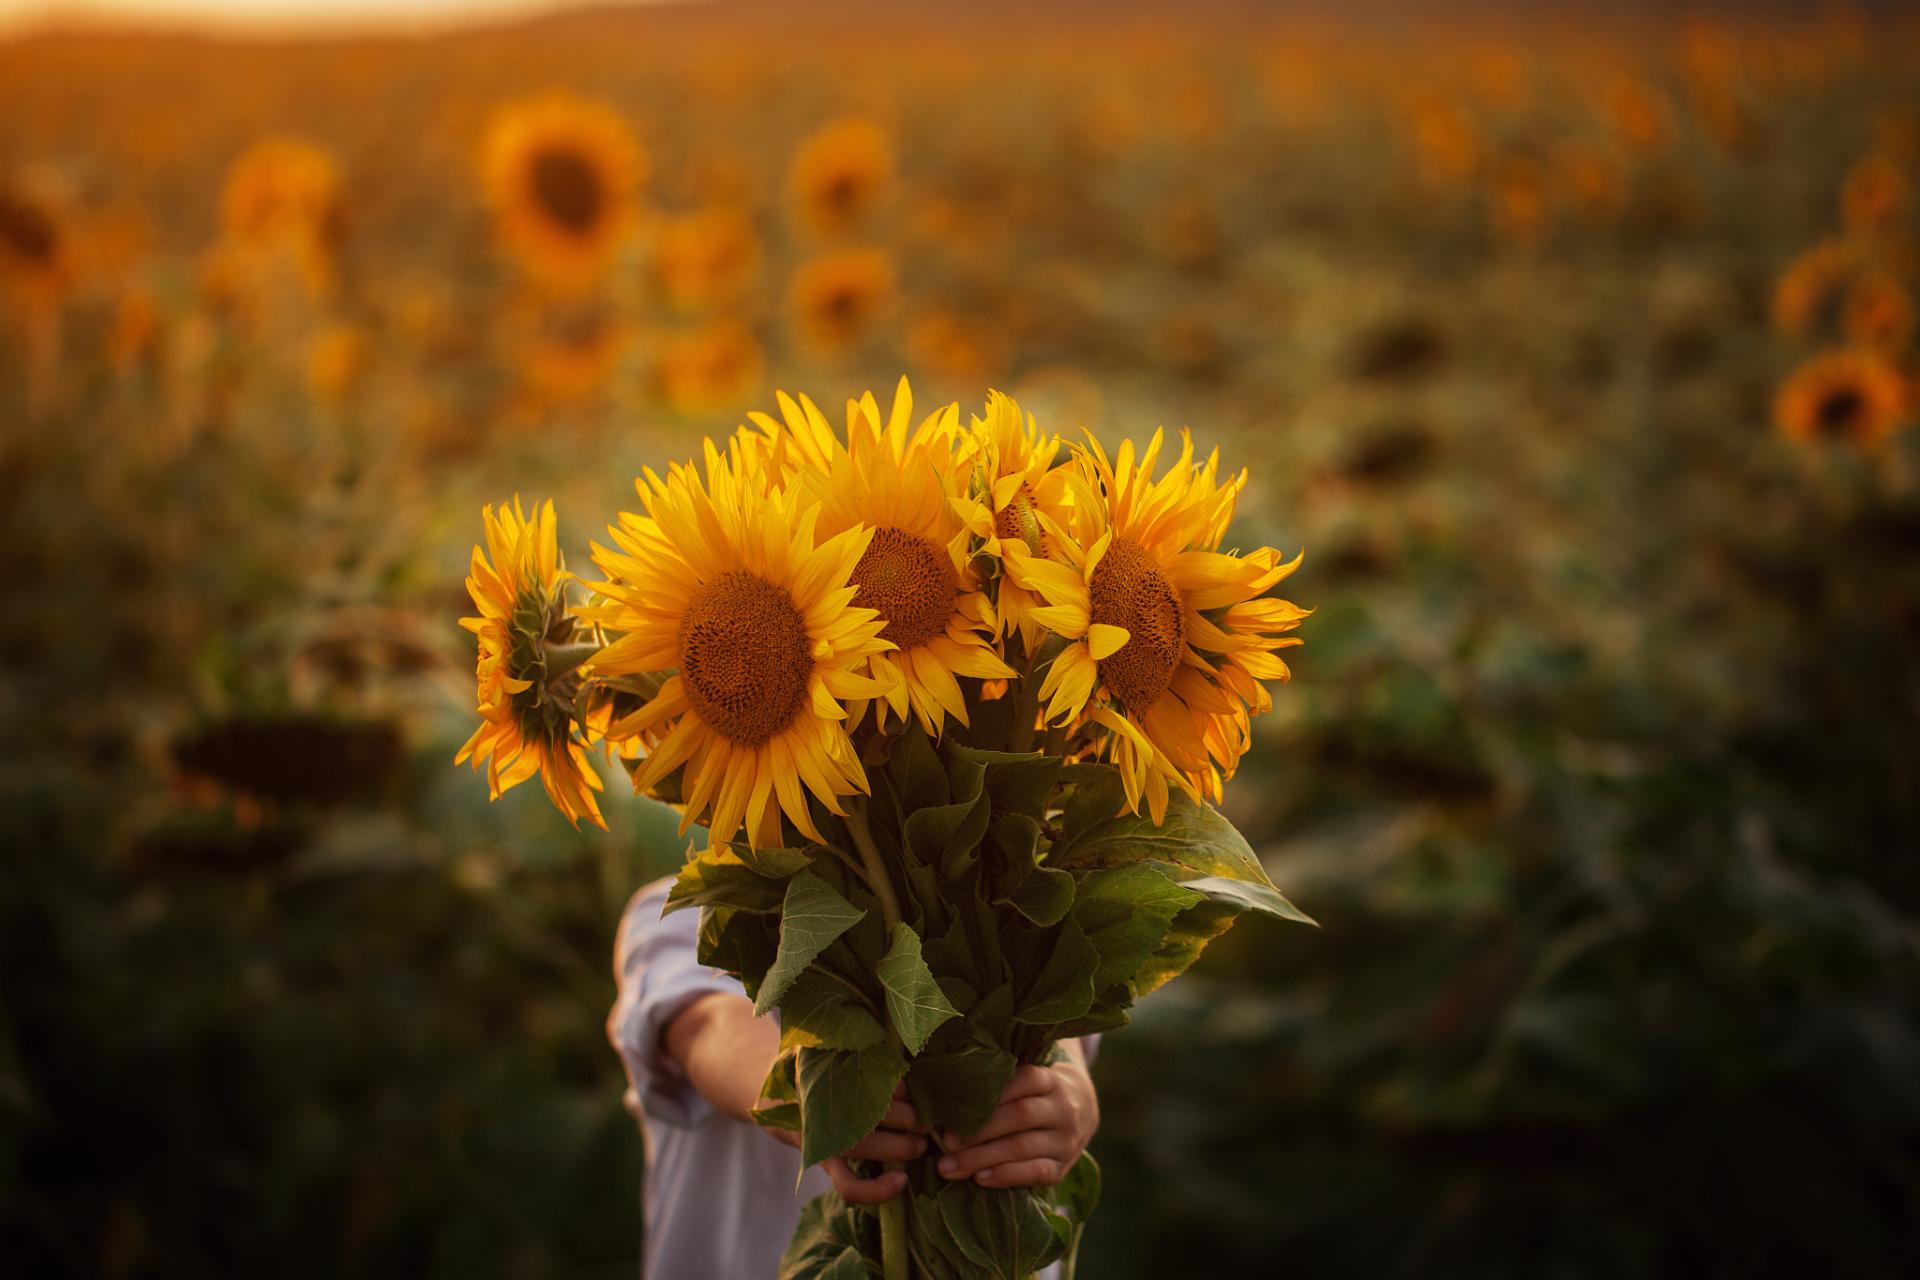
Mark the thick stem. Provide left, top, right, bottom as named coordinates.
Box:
left=878, top=1184, right=910, bottom=1280
left=844, top=796, right=904, bottom=931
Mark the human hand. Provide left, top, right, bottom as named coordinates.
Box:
left=935, top=1055, right=1099, bottom=1188
left=762, top=1081, right=929, bottom=1204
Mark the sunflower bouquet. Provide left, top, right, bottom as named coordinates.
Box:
left=457, top=380, right=1311, bottom=1280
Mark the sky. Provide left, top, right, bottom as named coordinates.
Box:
left=0, top=0, right=674, bottom=36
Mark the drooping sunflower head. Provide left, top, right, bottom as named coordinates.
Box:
left=1774, top=349, right=1910, bottom=450
left=1016, top=429, right=1307, bottom=823
left=482, top=94, right=644, bottom=293
left=789, top=117, right=894, bottom=240
left=582, top=439, right=894, bottom=848
left=455, top=498, right=606, bottom=829
left=655, top=318, right=764, bottom=414
left=653, top=206, right=760, bottom=313
left=789, top=248, right=894, bottom=360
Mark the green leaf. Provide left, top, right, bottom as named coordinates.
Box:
left=763, top=1048, right=799, bottom=1102
left=666, top=845, right=791, bottom=915
left=905, top=1034, right=1018, bottom=1138
left=876, top=922, right=962, bottom=1053
left=797, top=1041, right=908, bottom=1169
left=777, top=1193, right=873, bottom=1280
left=1055, top=763, right=1126, bottom=850
left=1014, top=917, right=1099, bottom=1026
left=934, top=1179, right=1068, bottom=1279
left=750, top=1100, right=802, bottom=1132
left=1071, top=864, right=1205, bottom=989
left=1051, top=1149, right=1102, bottom=1223
left=1051, top=791, right=1309, bottom=923
left=903, top=792, right=991, bottom=875
left=890, top=723, right=950, bottom=811
left=731, top=843, right=817, bottom=879
left=755, top=873, right=867, bottom=1016
left=1135, top=899, right=1239, bottom=995
left=778, top=969, right=888, bottom=1053
left=698, top=906, right=780, bottom=997
left=947, top=743, right=1063, bottom=819
left=1158, top=866, right=1317, bottom=926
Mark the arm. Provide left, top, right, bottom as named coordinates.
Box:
left=662, top=991, right=929, bottom=1203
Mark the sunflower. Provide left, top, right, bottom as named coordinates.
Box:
left=1843, top=272, right=1914, bottom=354
left=653, top=206, right=759, bottom=313
left=1772, top=239, right=1861, bottom=337
left=789, top=248, right=893, bottom=359
left=1012, top=430, right=1307, bottom=824
left=456, top=499, right=607, bottom=830
left=482, top=94, right=644, bottom=294
left=655, top=318, right=763, bottom=414
left=0, top=179, right=71, bottom=306
left=749, top=379, right=1016, bottom=737
left=953, top=389, right=1074, bottom=654
left=1774, top=349, right=1909, bottom=449
left=510, top=296, right=633, bottom=406
left=789, top=117, right=894, bottom=240
left=1842, top=154, right=1908, bottom=234
left=219, top=137, right=344, bottom=295
left=581, top=438, right=893, bottom=849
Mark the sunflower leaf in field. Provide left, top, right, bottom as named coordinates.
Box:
left=797, top=1041, right=908, bottom=1169
left=666, top=845, right=792, bottom=915
left=1071, top=864, right=1205, bottom=989
left=877, top=922, right=961, bottom=1053
left=1013, top=916, right=1099, bottom=1025
left=777, top=968, right=888, bottom=1053
left=755, top=873, right=867, bottom=1016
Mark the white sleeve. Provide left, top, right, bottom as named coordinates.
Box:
left=607, top=877, right=750, bottom=1129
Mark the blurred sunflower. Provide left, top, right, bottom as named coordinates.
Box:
left=789, top=248, right=893, bottom=359
left=652, top=206, right=759, bottom=313
left=753, top=379, right=1015, bottom=736
left=581, top=439, right=892, bottom=848
left=1772, top=239, right=1861, bottom=337
left=0, top=179, right=74, bottom=308
left=219, top=137, right=345, bottom=295
left=1842, top=154, right=1908, bottom=234
left=1554, top=140, right=1627, bottom=222
left=907, top=309, right=1009, bottom=384
left=513, top=299, right=633, bottom=405
left=1843, top=273, right=1915, bottom=354
left=788, top=117, right=894, bottom=239
left=456, top=499, right=606, bottom=829
left=655, top=319, right=763, bottom=414
left=305, top=323, right=367, bottom=405
left=482, top=94, right=644, bottom=294
left=1774, top=349, right=1909, bottom=449
left=1601, top=74, right=1671, bottom=154
left=1013, top=431, right=1307, bottom=823
left=953, top=389, right=1073, bottom=654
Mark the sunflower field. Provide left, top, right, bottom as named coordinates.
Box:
left=4, top=3, right=1920, bottom=1278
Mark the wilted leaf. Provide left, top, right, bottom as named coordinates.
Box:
left=755, top=873, right=867, bottom=1016
left=1134, top=899, right=1238, bottom=995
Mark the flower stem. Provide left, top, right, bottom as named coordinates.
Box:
left=844, top=796, right=903, bottom=932
left=878, top=1174, right=910, bottom=1280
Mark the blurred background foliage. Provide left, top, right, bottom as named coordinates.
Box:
left=3, top=2, right=1920, bottom=1276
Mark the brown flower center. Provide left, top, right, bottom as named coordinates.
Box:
left=678, top=572, right=814, bottom=747
left=1816, top=386, right=1865, bottom=437
left=0, top=189, right=57, bottom=265
left=529, top=146, right=604, bottom=236
left=993, top=483, right=1048, bottom=559
left=852, top=526, right=957, bottom=651
left=1089, top=537, right=1184, bottom=712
